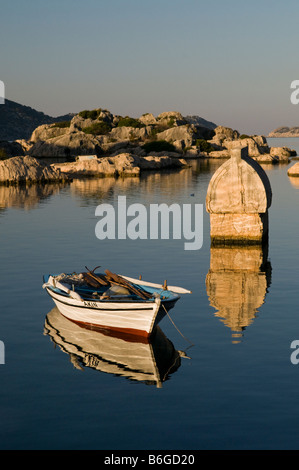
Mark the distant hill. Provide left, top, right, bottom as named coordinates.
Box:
left=268, top=126, right=299, bottom=138
left=184, top=115, right=217, bottom=130
left=0, top=99, right=74, bottom=141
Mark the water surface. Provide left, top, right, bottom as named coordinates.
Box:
left=1, top=142, right=299, bottom=450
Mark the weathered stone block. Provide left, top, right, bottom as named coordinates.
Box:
left=209, top=212, right=268, bottom=244
left=206, top=147, right=272, bottom=244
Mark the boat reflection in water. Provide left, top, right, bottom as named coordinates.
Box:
left=206, top=243, right=272, bottom=343
left=44, top=307, right=185, bottom=388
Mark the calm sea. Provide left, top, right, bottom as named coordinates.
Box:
left=1, top=137, right=299, bottom=450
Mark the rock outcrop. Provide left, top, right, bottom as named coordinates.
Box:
left=29, top=131, right=102, bottom=158
left=287, top=161, right=299, bottom=177
left=24, top=108, right=216, bottom=159
left=206, top=126, right=293, bottom=163
left=2, top=98, right=297, bottom=169
left=0, top=156, right=68, bottom=184
left=268, top=126, right=299, bottom=137
left=52, top=153, right=188, bottom=178
left=31, top=123, right=70, bottom=143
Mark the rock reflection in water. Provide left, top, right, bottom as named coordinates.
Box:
left=0, top=158, right=222, bottom=213
left=44, top=307, right=184, bottom=388
left=0, top=183, right=67, bottom=211
left=288, top=176, right=299, bottom=189
left=69, top=167, right=193, bottom=204
left=206, top=244, right=272, bottom=343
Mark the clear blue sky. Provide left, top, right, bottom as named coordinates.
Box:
left=1, top=0, right=299, bottom=134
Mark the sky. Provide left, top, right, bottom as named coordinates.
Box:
left=1, top=0, right=299, bottom=135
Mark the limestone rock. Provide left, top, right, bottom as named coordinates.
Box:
left=206, top=147, right=272, bottom=243
left=15, top=139, right=34, bottom=153
left=52, top=153, right=188, bottom=178
left=206, top=149, right=272, bottom=214
left=138, top=113, right=157, bottom=125
left=183, top=146, right=202, bottom=158
left=208, top=212, right=268, bottom=242
left=252, top=154, right=279, bottom=164
left=208, top=150, right=230, bottom=158
left=0, top=156, right=67, bottom=184
left=288, top=161, right=299, bottom=176
left=269, top=146, right=291, bottom=162
left=109, top=126, right=151, bottom=142
left=19, top=107, right=219, bottom=160
left=69, top=112, right=113, bottom=133
left=69, top=115, right=95, bottom=132
left=157, top=111, right=185, bottom=126
left=156, top=125, right=195, bottom=149
left=208, top=129, right=272, bottom=161
left=210, top=126, right=240, bottom=146
left=52, top=154, right=138, bottom=178
left=29, top=131, right=102, bottom=157
left=137, top=154, right=188, bottom=170
left=224, top=137, right=270, bottom=157
left=268, top=126, right=299, bottom=137
left=31, top=124, right=70, bottom=142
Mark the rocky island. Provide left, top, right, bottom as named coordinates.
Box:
left=0, top=104, right=296, bottom=184
left=268, top=126, right=299, bottom=138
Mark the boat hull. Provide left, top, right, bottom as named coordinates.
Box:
left=45, top=286, right=177, bottom=337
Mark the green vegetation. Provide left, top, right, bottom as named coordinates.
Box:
left=82, top=121, right=111, bottom=136
left=117, top=117, right=145, bottom=128
left=148, top=127, right=159, bottom=140
left=195, top=139, right=214, bottom=154
left=79, top=109, right=102, bottom=120
left=52, top=120, right=71, bottom=128
left=167, top=117, right=176, bottom=128
left=142, top=140, right=176, bottom=153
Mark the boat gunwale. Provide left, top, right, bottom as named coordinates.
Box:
left=45, top=286, right=179, bottom=310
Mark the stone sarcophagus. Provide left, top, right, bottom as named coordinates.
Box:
left=206, top=147, right=272, bottom=244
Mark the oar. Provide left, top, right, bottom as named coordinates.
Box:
left=105, top=270, right=152, bottom=300
left=117, top=274, right=192, bottom=294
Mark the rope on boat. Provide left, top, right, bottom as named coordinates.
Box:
left=161, top=304, right=194, bottom=347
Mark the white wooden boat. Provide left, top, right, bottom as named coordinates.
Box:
left=42, top=268, right=191, bottom=338
left=44, top=307, right=183, bottom=387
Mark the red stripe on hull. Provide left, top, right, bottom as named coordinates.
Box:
left=60, top=312, right=151, bottom=344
